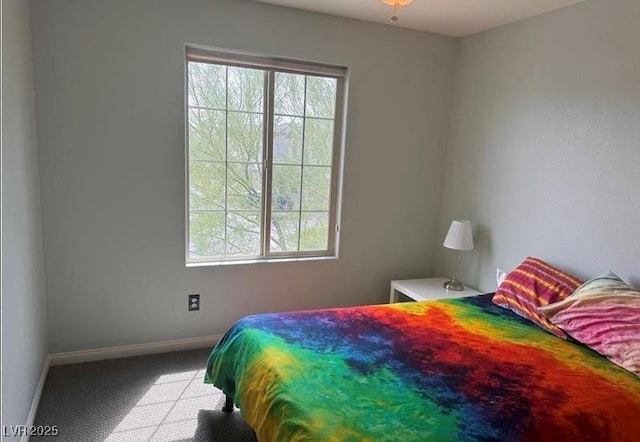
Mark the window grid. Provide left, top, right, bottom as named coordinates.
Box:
left=223, top=65, right=229, bottom=256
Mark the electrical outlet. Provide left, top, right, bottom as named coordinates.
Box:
left=188, top=294, right=200, bottom=311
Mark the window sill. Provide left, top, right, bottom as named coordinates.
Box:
left=186, top=255, right=338, bottom=268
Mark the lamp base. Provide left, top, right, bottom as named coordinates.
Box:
left=443, top=279, right=464, bottom=291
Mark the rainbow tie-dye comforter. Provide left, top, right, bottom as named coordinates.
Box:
left=205, top=295, right=640, bottom=441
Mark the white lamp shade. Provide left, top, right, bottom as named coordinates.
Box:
left=443, top=220, right=474, bottom=251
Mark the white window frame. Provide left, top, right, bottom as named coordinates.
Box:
left=185, top=46, right=347, bottom=266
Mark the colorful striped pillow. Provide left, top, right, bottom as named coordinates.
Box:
left=540, top=272, right=640, bottom=377
left=492, top=257, right=582, bottom=338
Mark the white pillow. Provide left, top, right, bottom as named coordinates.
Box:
left=496, top=268, right=508, bottom=288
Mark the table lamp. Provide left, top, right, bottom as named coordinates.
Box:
left=443, top=220, right=474, bottom=291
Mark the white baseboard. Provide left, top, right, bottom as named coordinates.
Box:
left=49, top=334, right=222, bottom=366
left=22, top=355, right=51, bottom=442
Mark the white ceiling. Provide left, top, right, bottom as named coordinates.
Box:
left=250, top=0, right=588, bottom=37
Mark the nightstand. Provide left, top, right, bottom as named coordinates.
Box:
left=389, top=277, right=481, bottom=303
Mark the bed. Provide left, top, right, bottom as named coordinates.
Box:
left=205, top=294, right=640, bottom=441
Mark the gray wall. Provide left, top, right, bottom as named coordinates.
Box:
left=2, top=0, right=49, bottom=429
left=434, top=0, right=640, bottom=292
left=31, top=0, right=456, bottom=352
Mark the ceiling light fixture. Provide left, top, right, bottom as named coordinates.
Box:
left=382, top=0, right=414, bottom=23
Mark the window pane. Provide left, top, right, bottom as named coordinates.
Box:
left=226, top=211, right=261, bottom=256
left=273, top=116, right=303, bottom=164
left=227, top=111, right=263, bottom=163
left=189, top=212, right=225, bottom=257
left=305, top=76, right=337, bottom=119
left=188, top=109, right=225, bottom=161
left=228, top=67, right=264, bottom=113
left=227, top=163, right=262, bottom=211
left=188, top=62, right=226, bottom=109
left=301, top=167, right=331, bottom=211
left=274, top=72, right=305, bottom=116
left=270, top=212, right=300, bottom=252
left=300, top=212, right=329, bottom=251
left=304, top=118, right=334, bottom=166
left=189, top=162, right=225, bottom=210
left=271, top=165, right=301, bottom=211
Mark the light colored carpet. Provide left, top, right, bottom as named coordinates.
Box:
left=32, top=348, right=257, bottom=442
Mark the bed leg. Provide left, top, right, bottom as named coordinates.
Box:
left=222, top=394, right=234, bottom=412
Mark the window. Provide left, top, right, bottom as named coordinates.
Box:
left=185, top=47, right=346, bottom=265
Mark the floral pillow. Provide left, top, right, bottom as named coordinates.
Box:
left=492, top=257, right=582, bottom=338
left=539, top=272, right=640, bottom=377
